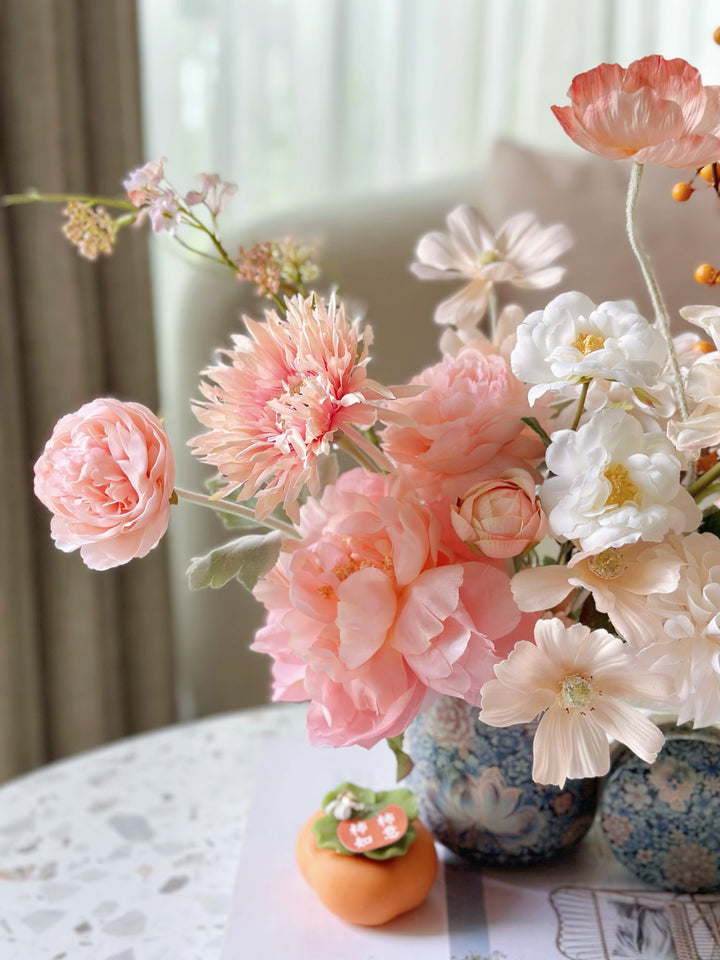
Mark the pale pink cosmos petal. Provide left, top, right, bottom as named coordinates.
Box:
left=564, top=711, right=613, bottom=782
left=433, top=281, right=491, bottom=327
left=511, top=564, right=574, bottom=612
left=590, top=696, right=666, bottom=764
left=532, top=707, right=579, bottom=786
left=480, top=677, right=553, bottom=725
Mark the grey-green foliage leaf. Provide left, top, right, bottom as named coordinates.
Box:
left=186, top=531, right=282, bottom=592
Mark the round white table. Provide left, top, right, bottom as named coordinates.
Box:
left=0, top=703, right=305, bottom=960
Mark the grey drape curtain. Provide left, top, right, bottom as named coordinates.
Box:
left=0, top=1, right=176, bottom=782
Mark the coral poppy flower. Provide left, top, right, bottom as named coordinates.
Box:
left=552, top=56, right=720, bottom=168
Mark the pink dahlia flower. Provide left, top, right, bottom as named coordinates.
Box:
left=34, top=398, right=175, bottom=570
left=191, top=294, right=389, bottom=521
left=381, top=347, right=545, bottom=502
left=252, top=468, right=525, bottom=748
left=552, top=56, right=720, bottom=168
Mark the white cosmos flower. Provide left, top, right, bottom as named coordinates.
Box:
left=411, top=206, right=572, bottom=328
left=511, top=292, right=667, bottom=405
left=510, top=540, right=683, bottom=648
left=642, top=532, right=720, bottom=728
left=541, top=408, right=701, bottom=552
left=479, top=618, right=673, bottom=787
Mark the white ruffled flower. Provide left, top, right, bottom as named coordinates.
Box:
left=541, top=408, right=701, bottom=552
left=479, top=618, right=672, bottom=787
left=411, top=206, right=571, bottom=328
left=642, top=532, right=720, bottom=728
left=511, top=292, right=667, bottom=405
left=665, top=308, right=720, bottom=453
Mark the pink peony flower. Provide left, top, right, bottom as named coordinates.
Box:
left=191, top=294, right=390, bottom=522
left=451, top=468, right=548, bottom=559
left=252, top=468, right=526, bottom=748
left=34, top=398, right=175, bottom=570
left=381, top=346, right=545, bottom=503
left=552, top=56, right=720, bottom=168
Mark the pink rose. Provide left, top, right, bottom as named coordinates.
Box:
left=381, top=347, right=544, bottom=503
left=451, top=469, right=548, bottom=559
left=552, top=56, right=720, bottom=168
left=34, top=398, right=175, bottom=570
left=252, top=468, right=525, bottom=748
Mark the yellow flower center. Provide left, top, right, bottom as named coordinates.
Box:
left=603, top=462, right=638, bottom=508
left=587, top=547, right=627, bottom=580
left=560, top=675, right=594, bottom=709
left=572, top=331, right=606, bottom=355
left=477, top=249, right=499, bottom=267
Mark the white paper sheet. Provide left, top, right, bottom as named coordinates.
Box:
left=221, top=725, right=720, bottom=960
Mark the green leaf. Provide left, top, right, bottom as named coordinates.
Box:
left=186, top=531, right=281, bottom=592
left=699, top=507, right=720, bottom=538
left=311, top=781, right=420, bottom=860
left=386, top=734, right=414, bottom=781
left=520, top=416, right=551, bottom=448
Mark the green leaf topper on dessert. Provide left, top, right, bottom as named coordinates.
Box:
left=313, top=783, right=418, bottom=861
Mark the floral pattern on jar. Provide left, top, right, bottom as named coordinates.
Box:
left=405, top=695, right=599, bottom=866
left=600, top=727, right=720, bottom=892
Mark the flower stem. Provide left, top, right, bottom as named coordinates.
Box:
left=688, top=459, right=720, bottom=500
left=625, top=162, right=689, bottom=420
left=173, top=487, right=299, bottom=538
left=571, top=380, right=590, bottom=431
left=2, top=191, right=136, bottom=210
left=183, top=208, right=239, bottom=273
left=487, top=284, right=498, bottom=339
left=334, top=431, right=390, bottom=473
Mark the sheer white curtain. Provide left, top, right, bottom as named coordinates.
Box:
left=138, top=0, right=720, bottom=219
left=135, top=0, right=720, bottom=718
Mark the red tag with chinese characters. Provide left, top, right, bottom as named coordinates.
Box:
left=336, top=804, right=410, bottom=853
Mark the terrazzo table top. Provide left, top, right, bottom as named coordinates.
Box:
left=0, top=703, right=306, bottom=960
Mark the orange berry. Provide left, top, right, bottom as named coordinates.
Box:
left=672, top=182, right=693, bottom=201
left=695, top=263, right=718, bottom=285
left=700, top=164, right=717, bottom=183
left=692, top=340, right=716, bottom=354
left=714, top=26, right=720, bottom=44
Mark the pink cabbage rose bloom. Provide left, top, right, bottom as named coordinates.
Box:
left=381, top=347, right=545, bottom=503
left=451, top=469, right=548, bottom=559
left=552, top=56, right=720, bottom=168
left=252, top=468, right=526, bottom=748
left=34, top=398, right=175, bottom=570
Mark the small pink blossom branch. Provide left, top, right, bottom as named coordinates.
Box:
left=173, top=487, right=299, bottom=538
left=2, top=191, right=136, bottom=211
left=625, top=162, right=689, bottom=420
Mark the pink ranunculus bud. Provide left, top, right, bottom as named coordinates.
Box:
left=34, top=398, right=175, bottom=570
left=451, top=468, right=547, bottom=559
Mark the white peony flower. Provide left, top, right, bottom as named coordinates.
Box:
left=540, top=408, right=701, bottom=552
left=479, top=618, right=673, bottom=787
left=643, top=532, right=720, bottom=728
left=411, top=206, right=572, bottom=328
left=511, top=292, right=667, bottom=405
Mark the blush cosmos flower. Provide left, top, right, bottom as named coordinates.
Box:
left=381, top=346, right=545, bottom=503
left=33, top=398, right=175, bottom=570
left=510, top=540, right=683, bottom=647
left=451, top=469, right=548, bottom=559
left=643, top=532, right=720, bottom=728
left=191, top=294, right=390, bottom=522
left=541, top=408, right=701, bottom=552
left=552, top=56, right=720, bottom=168
left=479, top=618, right=672, bottom=787
left=252, top=468, right=525, bottom=749
left=123, top=157, right=166, bottom=206
left=511, top=292, right=666, bottom=405
left=411, top=206, right=571, bottom=328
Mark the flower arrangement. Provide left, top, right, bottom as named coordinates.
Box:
left=14, top=53, right=720, bottom=790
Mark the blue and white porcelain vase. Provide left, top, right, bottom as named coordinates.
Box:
left=404, top=695, right=599, bottom=865
left=600, top=724, right=720, bottom=892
